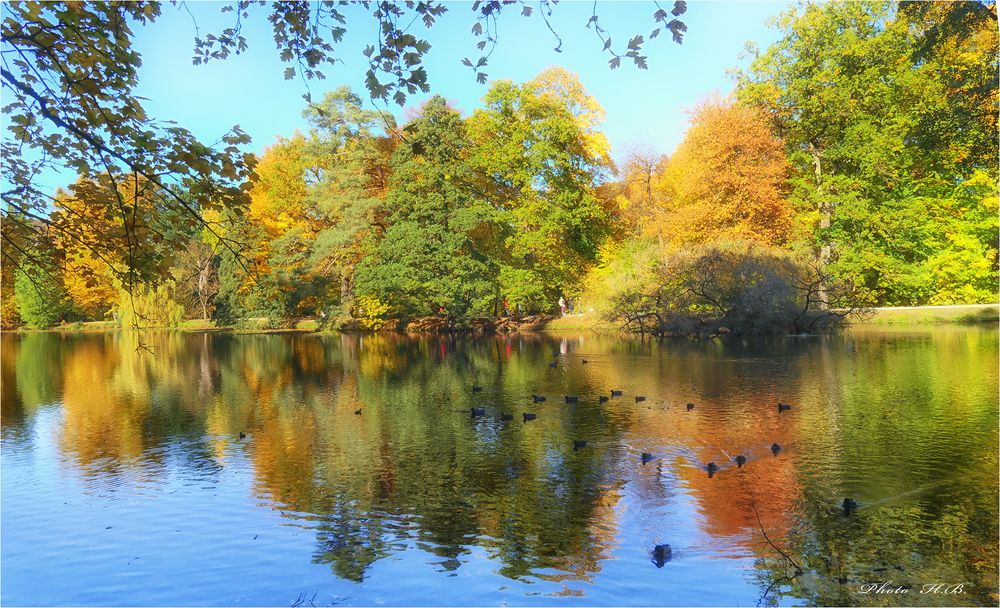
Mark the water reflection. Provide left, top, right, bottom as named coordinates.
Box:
left=1, top=328, right=997, bottom=606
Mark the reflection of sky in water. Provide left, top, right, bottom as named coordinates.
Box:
left=1, top=328, right=997, bottom=606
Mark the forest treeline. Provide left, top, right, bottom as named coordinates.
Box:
left=2, top=1, right=997, bottom=333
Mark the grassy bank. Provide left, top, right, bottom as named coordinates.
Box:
left=857, top=304, right=998, bottom=326
left=537, top=313, right=615, bottom=333
left=539, top=305, right=1000, bottom=333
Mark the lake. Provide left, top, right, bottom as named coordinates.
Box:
left=1, top=327, right=997, bottom=606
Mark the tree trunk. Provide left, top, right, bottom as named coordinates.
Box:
left=198, top=261, right=209, bottom=321
left=809, top=142, right=830, bottom=308
left=340, top=272, right=352, bottom=314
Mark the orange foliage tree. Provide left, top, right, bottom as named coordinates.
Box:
left=651, top=98, right=792, bottom=247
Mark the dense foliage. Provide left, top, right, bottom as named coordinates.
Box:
left=735, top=0, right=998, bottom=305
left=2, top=1, right=996, bottom=332
left=0, top=0, right=685, bottom=304
left=151, top=69, right=612, bottom=329
left=13, top=251, right=67, bottom=328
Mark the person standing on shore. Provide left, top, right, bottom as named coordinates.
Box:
left=558, top=296, right=566, bottom=316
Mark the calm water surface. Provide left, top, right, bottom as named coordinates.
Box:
left=2, top=328, right=997, bottom=606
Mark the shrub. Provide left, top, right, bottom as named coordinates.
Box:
left=352, top=294, right=392, bottom=331
left=117, top=280, right=185, bottom=329
left=601, top=239, right=866, bottom=335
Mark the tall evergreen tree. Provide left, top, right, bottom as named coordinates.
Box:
left=354, top=96, right=496, bottom=320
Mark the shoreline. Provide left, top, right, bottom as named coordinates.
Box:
left=2, top=304, right=996, bottom=335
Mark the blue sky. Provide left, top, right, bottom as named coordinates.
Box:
left=134, top=1, right=789, bottom=166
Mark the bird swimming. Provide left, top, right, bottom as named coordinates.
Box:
left=565, top=396, right=579, bottom=403
left=651, top=544, right=672, bottom=568
left=611, top=390, right=623, bottom=397
left=641, top=452, right=655, bottom=464
left=706, top=462, right=719, bottom=477
left=470, top=407, right=485, bottom=418
left=533, top=395, right=546, bottom=403
left=734, top=455, right=747, bottom=468
left=354, top=409, right=362, bottom=416
left=842, top=498, right=858, bottom=515
left=548, top=361, right=558, bottom=368
left=635, top=396, right=646, bottom=403
left=523, top=412, right=537, bottom=422
left=778, top=403, right=792, bottom=412
left=686, top=403, right=695, bottom=411
left=770, top=443, right=781, bottom=455
left=472, top=385, right=483, bottom=393
left=239, top=432, right=246, bottom=439
left=582, top=359, right=589, bottom=364
left=573, top=440, right=588, bottom=450
left=599, top=395, right=609, bottom=403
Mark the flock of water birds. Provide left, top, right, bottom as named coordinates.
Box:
left=239, top=347, right=861, bottom=568
left=465, top=383, right=792, bottom=467
left=466, top=348, right=862, bottom=565
left=462, top=349, right=796, bottom=474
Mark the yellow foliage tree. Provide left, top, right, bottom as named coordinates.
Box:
left=531, top=66, right=613, bottom=166
left=650, top=98, right=792, bottom=247
left=63, top=254, right=118, bottom=320
left=248, top=133, right=321, bottom=239
left=51, top=182, right=148, bottom=320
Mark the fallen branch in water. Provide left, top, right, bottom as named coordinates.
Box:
left=747, top=490, right=803, bottom=607
left=290, top=591, right=318, bottom=608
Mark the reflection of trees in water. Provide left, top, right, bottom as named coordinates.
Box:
left=4, top=333, right=67, bottom=440
left=2, top=328, right=996, bottom=602
left=771, top=328, right=999, bottom=607
left=312, top=494, right=391, bottom=582
left=227, top=332, right=628, bottom=583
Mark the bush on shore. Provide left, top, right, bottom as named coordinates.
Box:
left=595, top=240, right=868, bottom=336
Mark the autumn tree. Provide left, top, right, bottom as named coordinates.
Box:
left=50, top=187, right=123, bottom=320
left=224, top=134, right=331, bottom=319
left=468, top=67, right=614, bottom=311
left=652, top=98, right=792, bottom=247
left=736, top=0, right=998, bottom=304
left=617, top=145, right=669, bottom=238
left=2, top=3, right=255, bottom=300
left=0, top=256, right=20, bottom=328
left=62, top=251, right=117, bottom=321
left=2, top=1, right=686, bottom=305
